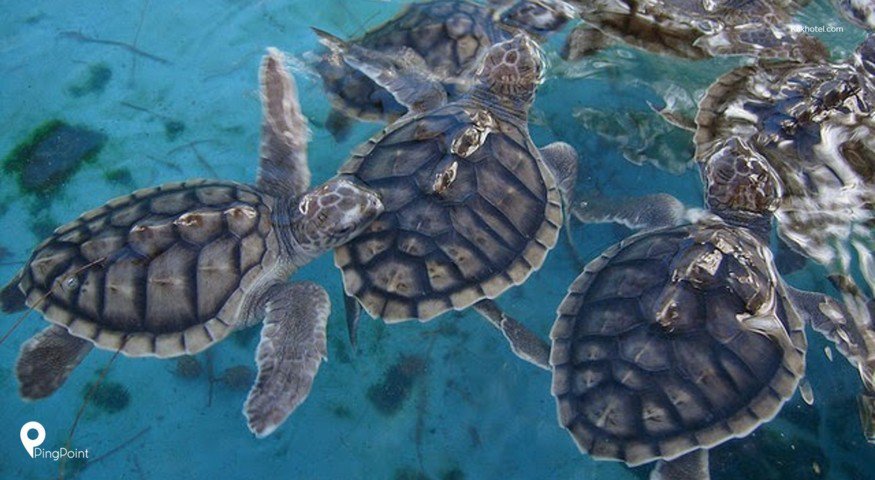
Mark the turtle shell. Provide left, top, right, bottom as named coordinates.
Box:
left=315, top=0, right=506, bottom=122
left=334, top=103, right=562, bottom=321
left=15, top=180, right=280, bottom=358
left=695, top=61, right=875, bottom=275
left=550, top=223, right=806, bottom=466
left=569, top=0, right=817, bottom=60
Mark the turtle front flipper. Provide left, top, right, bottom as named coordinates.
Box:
left=571, top=193, right=687, bottom=231
left=788, top=279, right=875, bottom=442
left=650, top=450, right=710, bottom=480
left=472, top=300, right=550, bottom=370
left=16, top=325, right=93, bottom=400
left=258, top=48, right=311, bottom=198
left=312, top=28, right=447, bottom=114
left=244, top=282, right=329, bottom=438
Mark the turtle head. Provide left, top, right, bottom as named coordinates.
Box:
left=474, top=34, right=544, bottom=106
left=703, top=137, right=783, bottom=227
left=499, top=0, right=575, bottom=37
left=291, top=178, right=383, bottom=256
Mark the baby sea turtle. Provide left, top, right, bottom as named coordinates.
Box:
left=555, top=138, right=808, bottom=479
left=694, top=34, right=875, bottom=294
left=314, top=0, right=574, bottom=138
left=1, top=49, right=384, bottom=438
left=561, top=0, right=826, bottom=61
left=324, top=34, right=578, bottom=364
left=564, top=137, right=873, bottom=475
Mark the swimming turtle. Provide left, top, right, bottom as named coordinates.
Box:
left=694, top=34, right=875, bottom=295
left=313, top=0, right=574, bottom=138
left=561, top=0, right=827, bottom=61
left=833, top=0, right=875, bottom=30
left=0, top=48, right=384, bottom=438
left=480, top=136, right=865, bottom=478
left=322, top=33, right=578, bottom=365
left=564, top=137, right=875, bottom=470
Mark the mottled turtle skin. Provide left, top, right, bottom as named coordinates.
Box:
left=564, top=0, right=825, bottom=61
left=334, top=35, right=563, bottom=322
left=695, top=35, right=875, bottom=285
left=14, top=180, right=278, bottom=357
left=550, top=222, right=806, bottom=466
left=315, top=0, right=571, bottom=127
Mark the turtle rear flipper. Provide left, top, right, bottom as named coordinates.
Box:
left=651, top=450, right=710, bottom=480
left=1, top=270, right=26, bottom=313
left=344, top=293, right=361, bottom=348
left=571, top=193, right=688, bottom=231
left=16, top=325, right=93, bottom=400
left=473, top=300, right=550, bottom=371
left=313, top=28, right=447, bottom=114
left=789, top=278, right=875, bottom=442
left=244, top=282, right=330, bottom=438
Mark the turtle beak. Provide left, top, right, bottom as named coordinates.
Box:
left=344, top=293, right=362, bottom=348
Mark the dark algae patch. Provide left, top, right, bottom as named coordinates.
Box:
left=83, top=381, right=131, bottom=414
left=441, top=467, right=464, bottom=480
left=394, top=467, right=430, bottom=480
left=4, top=120, right=106, bottom=194
left=164, top=120, right=186, bottom=142
left=103, top=167, right=134, bottom=188
left=367, top=354, right=426, bottom=416
left=216, top=365, right=255, bottom=391
left=173, top=356, right=203, bottom=380
left=68, top=63, right=112, bottom=97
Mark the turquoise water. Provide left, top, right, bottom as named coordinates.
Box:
left=0, top=1, right=872, bottom=479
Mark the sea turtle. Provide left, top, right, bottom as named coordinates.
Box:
left=320, top=33, right=579, bottom=365
left=483, top=137, right=860, bottom=478
left=0, top=48, right=384, bottom=438
left=694, top=34, right=875, bottom=295
left=313, top=0, right=575, bottom=138
left=564, top=137, right=875, bottom=471
left=560, top=0, right=827, bottom=61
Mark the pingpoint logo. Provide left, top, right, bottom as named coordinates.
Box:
left=20, top=422, right=45, bottom=458
left=20, top=421, right=89, bottom=461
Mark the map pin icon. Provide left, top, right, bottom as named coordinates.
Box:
left=20, top=421, right=45, bottom=458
